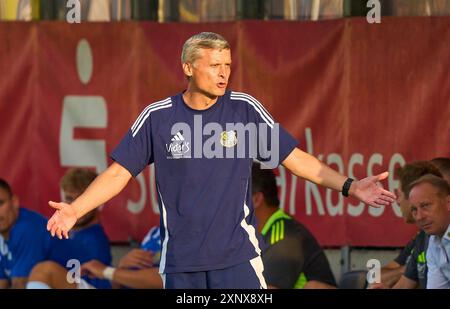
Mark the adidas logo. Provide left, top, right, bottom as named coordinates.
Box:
left=171, top=131, right=185, bottom=142
left=166, top=131, right=190, bottom=158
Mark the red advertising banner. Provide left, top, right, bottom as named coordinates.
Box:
left=0, top=17, right=449, bottom=246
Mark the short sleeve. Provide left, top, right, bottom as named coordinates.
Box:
left=426, top=238, right=450, bottom=289
left=394, top=235, right=417, bottom=265
left=403, top=231, right=428, bottom=284
left=301, top=248, right=337, bottom=287
left=256, top=122, right=298, bottom=167
left=403, top=248, right=419, bottom=282
left=141, top=227, right=160, bottom=252
left=141, top=226, right=161, bottom=266
left=110, top=109, right=154, bottom=177
left=262, top=231, right=304, bottom=289
left=233, top=92, right=298, bottom=167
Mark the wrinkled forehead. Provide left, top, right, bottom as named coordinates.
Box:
left=193, top=47, right=231, bottom=61
left=409, top=183, right=440, bottom=203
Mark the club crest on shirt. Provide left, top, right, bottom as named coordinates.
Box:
left=220, top=130, right=237, bottom=148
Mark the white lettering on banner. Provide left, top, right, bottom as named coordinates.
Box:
left=303, top=127, right=405, bottom=217
left=76, top=39, right=92, bottom=84
left=112, top=165, right=159, bottom=216
left=60, top=40, right=107, bottom=174
left=113, top=165, right=160, bottom=216
left=60, top=96, right=107, bottom=173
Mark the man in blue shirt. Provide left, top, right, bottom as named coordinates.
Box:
left=47, top=32, right=396, bottom=289
left=408, top=174, right=450, bottom=289
left=0, top=178, right=53, bottom=289
left=26, top=168, right=112, bottom=289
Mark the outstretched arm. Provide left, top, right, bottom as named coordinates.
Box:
left=282, top=148, right=396, bottom=207
left=47, top=162, right=132, bottom=239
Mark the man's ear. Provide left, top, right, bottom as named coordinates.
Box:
left=182, top=62, right=193, bottom=78
left=252, top=192, right=264, bottom=209
left=12, top=195, right=19, bottom=210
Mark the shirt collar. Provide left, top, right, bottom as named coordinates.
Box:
left=261, top=209, right=291, bottom=236
left=443, top=224, right=450, bottom=241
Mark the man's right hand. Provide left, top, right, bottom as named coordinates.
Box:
left=118, top=249, right=154, bottom=269
left=46, top=201, right=78, bottom=239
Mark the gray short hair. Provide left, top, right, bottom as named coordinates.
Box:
left=181, top=32, right=230, bottom=64
left=407, top=174, right=450, bottom=199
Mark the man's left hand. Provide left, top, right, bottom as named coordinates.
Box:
left=350, top=172, right=396, bottom=207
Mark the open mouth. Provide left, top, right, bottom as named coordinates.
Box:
left=217, top=82, right=227, bottom=88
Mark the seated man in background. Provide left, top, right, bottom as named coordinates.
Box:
left=377, top=161, right=442, bottom=288
left=26, top=168, right=112, bottom=289
left=407, top=175, right=450, bottom=288
left=251, top=162, right=336, bottom=289
left=395, top=158, right=450, bottom=289
left=81, top=225, right=163, bottom=289
left=0, top=178, right=53, bottom=289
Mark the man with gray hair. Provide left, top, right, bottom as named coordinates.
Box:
left=408, top=174, right=450, bottom=288
left=370, top=161, right=442, bottom=289
left=46, top=32, right=395, bottom=289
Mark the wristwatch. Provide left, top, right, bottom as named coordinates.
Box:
left=342, top=178, right=354, bottom=197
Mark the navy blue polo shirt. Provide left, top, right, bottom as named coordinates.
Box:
left=111, top=90, right=298, bottom=273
